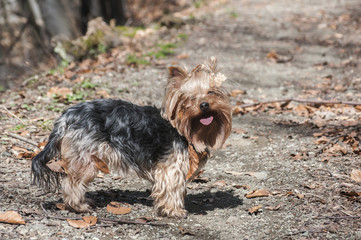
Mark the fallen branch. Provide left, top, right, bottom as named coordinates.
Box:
left=1, top=106, right=24, bottom=123
left=98, top=217, right=169, bottom=227
left=6, top=132, right=38, bottom=147
left=38, top=204, right=168, bottom=227
left=238, top=98, right=361, bottom=108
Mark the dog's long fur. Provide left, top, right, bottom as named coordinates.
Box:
left=32, top=57, right=232, bottom=218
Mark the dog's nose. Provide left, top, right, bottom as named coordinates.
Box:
left=200, top=102, right=209, bottom=111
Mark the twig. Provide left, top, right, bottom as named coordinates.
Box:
left=98, top=217, right=169, bottom=227
left=238, top=98, right=361, bottom=108
left=36, top=207, right=169, bottom=227
left=315, top=135, right=340, bottom=156
left=316, top=215, right=361, bottom=220
left=1, top=106, right=24, bottom=123
left=6, top=132, right=38, bottom=147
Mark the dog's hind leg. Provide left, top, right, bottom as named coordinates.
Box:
left=60, top=139, right=98, bottom=212
left=62, top=157, right=97, bottom=212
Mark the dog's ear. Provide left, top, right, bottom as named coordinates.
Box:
left=191, top=64, right=205, bottom=74
left=168, top=66, right=188, bottom=80
left=207, top=56, right=218, bottom=73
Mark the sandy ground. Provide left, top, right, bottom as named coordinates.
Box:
left=1, top=0, right=361, bottom=239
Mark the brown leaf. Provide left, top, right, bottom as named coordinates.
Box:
left=66, top=219, right=90, bottom=229
left=248, top=205, right=262, bottom=214
left=92, top=155, right=110, bottom=174
left=0, top=211, right=25, bottom=224
left=176, top=54, right=190, bottom=59
left=46, top=159, right=67, bottom=173
left=314, top=136, right=330, bottom=145
left=83, top=216, right=97, bottom=226
left=233, top=184, right=251, bottom=190
left=106, top=202, right=132, bottom=215
left=56, top=203, right=66, bottom=210
left=47, top=87, right=72, bottom=99
left=213, top=180, right=226, bottom=187
left=232, top=128, right=247, bottom=134
left=265, top=203, right=282, bottom=211
left=179, top=226, right=195, bottom=236
left=230, top=89, right=246, bottom=97
left=350, top=169, right=361, bottom=183
left=245, top=189, right=271, bottom=198
left=294, top=104, right=309, bottom=117
left=314, top=118, right=326, bottom=128
left=135, top=216, right=153, bottom=223
left=327, top=144, right=348, bottom=155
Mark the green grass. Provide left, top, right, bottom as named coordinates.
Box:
left=126, top=54, right=150, bottom=65
left=10, top=124, right=25, bottom=131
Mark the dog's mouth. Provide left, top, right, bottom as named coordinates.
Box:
left=200, top=116, right=213, bottom=126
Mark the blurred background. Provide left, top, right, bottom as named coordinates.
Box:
left=0, top=0, right=191, bottom=90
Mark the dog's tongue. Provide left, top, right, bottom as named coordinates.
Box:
left=200, top=116, right=213, bottom=126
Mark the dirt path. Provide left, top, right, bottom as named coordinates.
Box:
left=1, top=0, right=361, bottom=239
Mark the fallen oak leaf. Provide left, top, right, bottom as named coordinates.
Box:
left=83, top=216, right=97, bottom=226
left=233, top=184, right=251, bottom=190
left=245, top=189, right=271, bottom=198
left=314, top=136, right=330, bottom=145
left=230, top=89, right=246, bottom=97
left=106, top=202, right=132, bottom=215
left=179, top=226, right=195, bottom=236
left=265, top=203, right=282, bottom=211
left=248, top=205, right=262, bottom=214
left=66, top=219, right=91, bottom=229
left=55, top=203, right=66, bottom=210
left=350, top=169, right=361, bottom=183
left=0, top=211, right=25, bottom=225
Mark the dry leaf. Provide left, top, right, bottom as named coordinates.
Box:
left=314, top=136, right=330, bottom=145
left=92, top=155, right=110, bottom=174
left=245, top=189, right=271, bottom=198
left=230, top=89, right=246, bottom=97
left=177, top=54, right=190, bottom=59
left=233, top=184, right=251, bottom=190
left=47, top=87, right=72, bottom=98
left=106, top=202, right=132, bottom=215
left=0, top=211, right=25, bottom=225
left=46, top=159, right=67, bottom=173
left=327, top=144, right=348, bottom=155
left=83, top=216, right=97, bottom=226
left=179, top=226, right=195, bottom=236
left=66, top=219, right=90, bottom=229
left=232, top=128, right=247, bottom=134
left=213, top=180, right=226, bottom=187
left=248, top=205, right=262, bottom=214
left=265, top=203, right=282, bottom=211
left=350, top=169, right=361, bottom=183
left=135, top=216, right=153, bottom=223
left=95, top=90, right=110, bottom=99
left=56, top=203, right=66, bottom=210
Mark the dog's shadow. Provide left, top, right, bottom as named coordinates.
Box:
left=84, top=189, right=243, bottom=215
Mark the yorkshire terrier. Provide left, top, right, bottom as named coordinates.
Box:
left=32, top=57, right=232, bottom=218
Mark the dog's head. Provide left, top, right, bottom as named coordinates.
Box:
left=162, top=57, right=232, bottom=152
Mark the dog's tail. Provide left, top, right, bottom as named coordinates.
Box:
left=31, top=120, right=66, bottom=190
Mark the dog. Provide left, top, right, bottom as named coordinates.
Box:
left=32, top=57, right=232, bottom=218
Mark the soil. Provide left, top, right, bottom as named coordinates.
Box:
left=1, top=0, right=361, bottom=239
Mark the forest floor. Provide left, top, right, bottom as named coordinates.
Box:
left=1, top=0, right=361, bottom=239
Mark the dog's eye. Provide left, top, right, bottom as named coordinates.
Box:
left=207, top=91, right=215, bottom=95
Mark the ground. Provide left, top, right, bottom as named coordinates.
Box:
left=1, top=0, right=361, bottom=239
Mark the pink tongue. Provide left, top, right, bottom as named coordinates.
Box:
left=200, top=116, right=213, bottom=126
